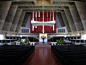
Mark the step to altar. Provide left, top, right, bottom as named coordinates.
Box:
left=35, top=43, right=51, bottom=48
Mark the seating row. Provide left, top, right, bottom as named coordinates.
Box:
left=0, top=45, right=35, bottom=65
left=48, top=36, right=80, bottom=42
left=51, top=45, right=86, bottom=65
left=6, top=36, right=39, bottom=42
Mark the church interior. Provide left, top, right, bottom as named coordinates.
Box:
left=0, top=0, right=86, bottom=65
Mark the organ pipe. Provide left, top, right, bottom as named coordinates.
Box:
left=53, top=11, right=54, bottom=31
left=53, top=11, right=54, bottom=21
left=50, top=11, right=51, bottom=21
left=43, top=11, right=44, bottom=22
left=32, top=26, right=34, bottom=31
left=42, top=10, right=44, bottom=33
left=35, top=11, right=37, bottom=17
left=38, top=11, right=40, bottom=17
left=47, top=11, right=48, bottom=17
left=32, top=11, right=34, bottom=20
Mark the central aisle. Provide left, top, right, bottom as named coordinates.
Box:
left=23, top=43, right=62, bottom=65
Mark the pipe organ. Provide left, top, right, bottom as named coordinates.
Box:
left=31, top=12, right=56, bottom=33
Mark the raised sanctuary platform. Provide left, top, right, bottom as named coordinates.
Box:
left=35, top=44, right=51, bottom=48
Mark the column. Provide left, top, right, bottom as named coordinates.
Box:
left=17, top=11, right=26, bottom=27
left=57, top=13, right=65, bottom=27
left=0, top=1, right=11, bottom=33
left=64, top=8, right=77, bottom=32
left=16, top=11, right=26, bottom=33
left=69, top=5, right=84, bottom=31
left=2, top=5, right=18, bottom=31
left=61, top=11, right=71, bottom=32
left=10, top=9, right=22, bottom=32
left=22, top=13, right=29, bottom=27
left=75, top=1, right=86, bottom=30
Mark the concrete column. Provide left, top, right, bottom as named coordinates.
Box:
left=16, top=26, right=21, bottom=33
left=61, top=11, right=71, bottom=32
left=15, top=11, right=26, bottom=33
left=18, top=11, right=26, bottom=26
left=64, top=8, right=77, bottom=32
left=10, top=9, right=22, bottom=32
left=57, top=13, right=65, bottom=27
left=0, top=1, right=11, bottom=32
left=75, top=1, right=86, bottom=30
left=22, top=13, right=29, bottom=27
left=2, top=5, right=18, bottom=31
left=69, top=5, right=84, bottom=31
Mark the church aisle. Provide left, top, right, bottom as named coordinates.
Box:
left=23, top=43, right=62, bottom=65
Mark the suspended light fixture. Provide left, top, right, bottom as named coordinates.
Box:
left=53, top=11, right=54, bottom=31
left=47, top=11, right=48, bottom=18
left=35, top=11, right=37, bottom=17
left=42, top=6, right=44, bottom=33
left=52, top=5, right=55, bottom=31
left=38, top=9, right=40, bottom=17
left=35, top=26, right=37, bottom=28
left=47, top=11, right=48, bottom=21
left=32, top=3, right=34, bottom=31
left=50, top=11, right=51, bottom=21
left=32, top=11, right=34, bottom=31
left=32, top=11, right=34, bottom=20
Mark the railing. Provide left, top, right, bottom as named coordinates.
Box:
left=20, top=27, right=30, bottom=34
left=56, top=27, right=68, bottom=34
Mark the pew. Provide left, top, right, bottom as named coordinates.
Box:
left=0, top=45, right=35, bottom=65
left=51, top=45, right=86, bottom=65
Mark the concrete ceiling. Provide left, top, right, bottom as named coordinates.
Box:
left=0, top=0, right=86, bottom=35
left=12, top=0, right=74, bottom=11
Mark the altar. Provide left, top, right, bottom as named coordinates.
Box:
left=39, top=33, right=47, bottom=42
